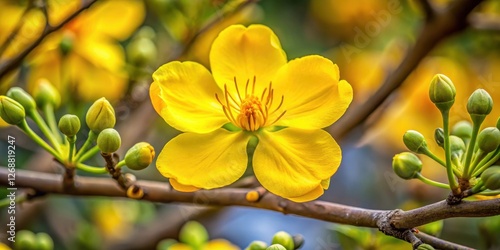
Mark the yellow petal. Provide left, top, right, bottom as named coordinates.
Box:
left=169, top=178, right=199, bottom=192
left=203, top=239, right=240, bottom=250
left=156, top=129, right=250, bottom=189
left=150, top=61, right=228, bottom=133
left=253, top=128, right=341, bottom=201
left=287, top=185, right=324, bottom=203
left=273, top=55, right=353, bottom=129
left=47, top=0, right=80, bottom=26
left=80, top=0, right=145, bottom=40
left=210, top=24, right=287, bottom=93
left=74, top=36, right=125, bottom=72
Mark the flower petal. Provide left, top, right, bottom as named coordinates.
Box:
left=287, top=185, right=324, bottom=203
left=253, top=128, right=341, bottom=201
left=157, top=129, right=250, bottom=189
left=150, top=61, right=228, bottom=133
left=210, top=24, right=287, bottom=92
left=169, top=178, right=199, bottom=192
left=272, top=55, right=353, bottom=129
left=203, top=239, right=240, bottom=250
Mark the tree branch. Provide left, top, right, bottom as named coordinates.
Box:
left=1, top=167, right=498, bottom=249
left=0, top=0, right=98, bottom=78
left=330, top=0, right=484, bottom=139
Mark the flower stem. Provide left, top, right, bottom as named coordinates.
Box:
left=471, top=148, right=500, bottom=177
left=115, top=160, right=126, bottom=169
left=416, top=173, right=449, bottom=189
left=67, top=135, right=76, bottom=163
left=76, top=163, right=108, bottom=174
left=462, top=118, right=481, bottom=179
left=74, top=131, right=97, bottom=161
left=442, top=110, right=460, bottom=194
left=42, top=103, right=62, bottom=144
left=28, top=109, right=62, bottom=153
left=18, top=119, right=63, bottom=162
left=77, top=145, right=100, bottom=163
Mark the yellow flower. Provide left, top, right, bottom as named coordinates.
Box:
left=26, top=0, right=145, bottom=102
left=150, top=24, right=353, bottom=202
left=167, top=239, right=239, bottom=250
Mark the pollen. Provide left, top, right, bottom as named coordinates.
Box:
left=216, top=76, right=286, bottom=131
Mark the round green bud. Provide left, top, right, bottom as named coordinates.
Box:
left=392, top=152, right=422, bottom=180
left=0, top=95, right=26, bottom=125
left=429, top=74, right=456, bottom=111
left=59, top=32, right=74, bottom=55
left=156, top=239, right=177, bottom=250
left=452, top=120, right=472, bottom=140
left=96, top=128, right=121, bottom=153
left=266, top=244, right=287, bottom=250
left=245, top=240, right=268, bottom=250
left=477, top=127, right=500, bottom=153
left=434, top=128, right=444, bottom=148
left=417, top=243, right=436, bottom=250
left=86, top=97, right=116, bottom=133
left=124, top=142, right=155, bottom=170
left=58, top=114, right=81, bottom=137
left=481, top=166, right=500, bottom=190
left=271, top=231, right=294, bottom=250
left=136, top=26, right=156, bottom=40
left=403, top=130, right=428, bottom=154
left=14, top=230, right=36, bottom=250
left=467, top=89, right=493, bottom=116
left=7, top=87, right=36, bottom=112
left=127, top=37, right=157, bottom=66
left=33, top=78, right=61, bottom=108
left=35, top=232, right=54, bottom=250
left=179, top=221, right=208, bottom=248
left=449, top=135, right=466, bottom=157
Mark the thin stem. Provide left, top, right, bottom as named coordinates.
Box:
left=18, top=119, right=63, bottom=162
left=423, top=147, right=461, bottom=176
left=27, top=109, right=62, bottom=153
left=462, top=119, right=481, bottom=179
left=469, top=179, right=486, bottom=194
left=477, top=190, right=500, bottom=196
left=42, top=103, right=62, bottom=144
left=77, top=145, right=100, bottom=163
left=0, top=192, right=27, bottom=208
left=67, top=136, right=76, bottom=163
left=115, top=160, right=126, bottom=169
left=416, top=173, right=450, bottom=189
left=74, top=131, right=97, bottom=161
left=76, top=163, right=108, bottom=174
left=442, top=110, right=460, bottom=194
left=471, top=148, right=500, bottom=177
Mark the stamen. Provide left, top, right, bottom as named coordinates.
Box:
left=234, top=77, right=242, bottom=102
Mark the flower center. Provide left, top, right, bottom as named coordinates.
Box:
left=216, top=77, right=286, bottom=131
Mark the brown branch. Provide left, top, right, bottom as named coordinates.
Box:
left=2, top=167, right=497, bottom=249
left=330, top=0, right=484, bottom=139
left=0, top=0, right=99, bottom=79
left=416, top=0, right=436, bottom=20
left=416, top=232, right=475, bottom=250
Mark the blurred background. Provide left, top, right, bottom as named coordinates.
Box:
left=1, top=0, right=500, bottom=249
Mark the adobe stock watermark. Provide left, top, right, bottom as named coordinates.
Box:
left=340, top=0, right=403, bottom=63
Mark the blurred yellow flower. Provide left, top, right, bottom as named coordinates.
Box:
left=168, top=239, right=239, bottom=250
left=26, top=0, right=145, bottom=102
left=150, top=24, right=353, bottom=202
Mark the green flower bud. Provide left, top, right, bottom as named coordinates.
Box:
left=179, top=221, right=208, bottom=248
left=0, top=96, right=26, bottom=125
left=127, top=37, right=157, bottom=66
left=156, top=239, right=177, bottom=250
left=33, top=78, right=61, bottom=108
left=271, top=231, right=294, bottom=250
left=477, top=127, right=500, bottom=153
left=429, top=74, right=456, bottom=111
left=452, top=121, right=472, bottom=140
left=14, top=230, right=36, bottom=250
left=481, top=166, right=500, bottom=190
left=449, top=135, right=466, bottom=157
left=86, top=97, right=116, bottom=133
left=124, top=142, right=155, bottom=170
left=36, top=232, right=54, bottom=250
left=245, top=240, right=268, bottom=250
left=434, top=128, right=444, bottom=147
left=59, top=32, right=74, bottom=55
left=266, top=245, right=287, bottom=250
left=58, top=114, right=81, bottom=137
left=96, top=128, right=121, bottom=153
left=403, top=130, right=428, bottom=154
left=7, top=87, right=36, bottom=112
left=467, top=89, right=493, bottom=116
left=392, top=152, right=422, bottom=180
left=417, top=243, right=436, bottom=250
left=136, top=26, right=156, bottom=40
